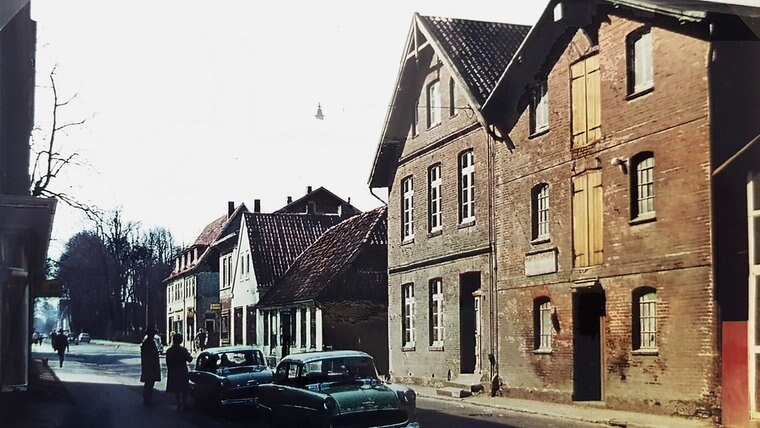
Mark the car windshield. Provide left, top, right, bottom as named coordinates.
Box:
left=302, top=356, right=378, bottom=384
left=198, top=350, right=265, bottom=372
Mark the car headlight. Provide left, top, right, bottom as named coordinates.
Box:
left=323, top=397, right=338, bottom=416
left=397, top=389, right=416, bottom=405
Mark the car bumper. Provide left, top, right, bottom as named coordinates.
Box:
left=220, top=396, right=259, bottom=407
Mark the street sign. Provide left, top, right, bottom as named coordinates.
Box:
left=210, top=303, right=221, bottom=311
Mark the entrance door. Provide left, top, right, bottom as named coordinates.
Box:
left=573, top=290, right=606, bottom=401
left=460, top=272, right=481, bottom=374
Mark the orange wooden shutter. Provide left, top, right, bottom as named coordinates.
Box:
left=585, top=55, right=601, bottom=144
left=572, top=174, right=588, bottom=267
left=588, top=170, right=603, bottom=265
left=570, top=60, right=587, bottom=147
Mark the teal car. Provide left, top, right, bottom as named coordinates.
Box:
left=258, top=350, right=419, bottom=428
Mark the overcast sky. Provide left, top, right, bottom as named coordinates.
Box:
left=31, top=1, right=546, bottom=257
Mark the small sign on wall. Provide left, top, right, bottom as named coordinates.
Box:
left=525, top=248, right=558, bottom=276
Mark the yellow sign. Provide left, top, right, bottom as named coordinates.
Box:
left=210, top=303, right=222, bottom=311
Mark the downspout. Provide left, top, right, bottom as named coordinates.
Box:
left=487, top=124, right=500, bottom=395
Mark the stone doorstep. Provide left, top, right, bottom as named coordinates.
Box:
left=445, top=374, right=485, bottom=393
left=436, top=387, right=472, bottom=398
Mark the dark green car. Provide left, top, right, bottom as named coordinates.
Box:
left=258, top=350, right=419, bottom=428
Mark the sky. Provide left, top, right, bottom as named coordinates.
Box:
left=31, top=1, right=547, bottom=258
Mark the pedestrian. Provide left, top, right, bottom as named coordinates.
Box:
left=140, top=327, right=161, bottom=406
left=194, top=328, right=207, bottom=352
left=52, top=329, right=68, bottom=367
left=165, top=332, right=193, bottom=411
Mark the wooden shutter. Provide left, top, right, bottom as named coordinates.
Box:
left=588, top=170, right=604, bottom=265
left=572, top=174, right=588, bottom=267
left=570, top=60, right=587, bottom=147
left=585, top=55, right=601, bottom=143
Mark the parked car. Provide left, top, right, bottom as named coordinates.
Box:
left=257, top=350, right=419, bottom=428
left=67, top=333, right=79, bottom=345
left=188, top=346, right=274, bottom=411
left=78, top=332, right=91, bottom=343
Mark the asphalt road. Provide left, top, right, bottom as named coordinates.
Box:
left=30, top=340, right=601, bottom=428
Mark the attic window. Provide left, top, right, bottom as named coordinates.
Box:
left=427, top=80, right=441, bottom=128
left=554, top=3, right=563, bottom=22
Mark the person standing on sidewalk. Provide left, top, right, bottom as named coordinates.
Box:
left=194, top=328, right=206, bottom=352
left=140, top=327, right=161, bottom=406
left=52, top=329, right=68, bottom=367
left=165, top=332, right=193, bottom=411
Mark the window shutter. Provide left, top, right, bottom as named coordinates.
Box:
left=572, top=174, right=588, bottom=267
left=570, top=61, right=587, bottom=147
left=588, top=170, right=604, bottom=265
left=585, top=55, right=601, bottom=143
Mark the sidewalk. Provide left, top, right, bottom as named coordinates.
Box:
left=408, top=384, right=715, bottom=428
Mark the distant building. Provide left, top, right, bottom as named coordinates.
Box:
left=275, top=185, right=361, bottom=216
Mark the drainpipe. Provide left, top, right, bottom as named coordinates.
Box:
left=487, top=125, right=500, bottom=393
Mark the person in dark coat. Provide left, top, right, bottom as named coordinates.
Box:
left=140, top=327, right=161, bottom=406
left=52, top=329, right=68, bottom=367
left=165, top=332, right=193, bottom=411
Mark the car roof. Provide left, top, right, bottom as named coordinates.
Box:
left=200, top=345, right=264, bottom=355
left=281, top=350, right=372, bottom=364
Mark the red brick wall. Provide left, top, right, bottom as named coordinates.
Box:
left=492, top=11, right=717, bottom=418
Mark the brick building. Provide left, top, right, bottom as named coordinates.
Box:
left=368, top=13, right=529, bottom=389
left=479, top=0, right=759, bottom=423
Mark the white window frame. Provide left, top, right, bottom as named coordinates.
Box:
left=747, top=170, right=760, bottom=418
left=401, top=176, right=414, bottom=241
left=633, top=154, right=655, bottom=218
left=629, top=29, right=653, bottom=94
left=536, top=300, right=552, bottom=351
left=638, top=291, right=657, bottom=350
left=459, top=150, right=475, bottom=224
left=402, top=283, right=415, bottom=348
left=428, top=164, right=442, bottom=233
left=430, top=279, right=443, bottom=347
left=427, top=80, right=441, bottom=128
left=532, top=183, right=550, bottom=241
left=530, top=80, right=549, bottom=134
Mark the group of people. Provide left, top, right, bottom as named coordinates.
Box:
left=140, top=328, right=193, bottom=411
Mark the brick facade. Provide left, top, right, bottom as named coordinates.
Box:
left=490, top=10, right=718, bottom=418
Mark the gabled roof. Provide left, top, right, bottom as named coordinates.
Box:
left=368, top=14, right=530, bottom=188
left=274, top=186, right=361, bottom=216
left=245, top=212, right=342, bottom=289
left=258, top=206, right=387, bottom=308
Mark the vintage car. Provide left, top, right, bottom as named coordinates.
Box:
left=258, top=350, right=419, bottom=428
left=188, top=346, right=274, bottom=410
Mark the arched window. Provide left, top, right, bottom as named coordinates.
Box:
left=427, top=80, right=441, bottom=128
left=534, top=297, right=552, bottom=351
left=632, top=287, right=658, bottom=350
left=627, top=27, right=653, bottom=95
left=531, top=183, right=550, bottom=241
left=631, top=152, right=655, bottom=219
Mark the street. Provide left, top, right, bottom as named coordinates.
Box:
left=27, top=341, right=602, bottom=428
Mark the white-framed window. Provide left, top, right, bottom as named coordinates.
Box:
left=534, top=298, right=552, bottom=351
left=530, top=80, right=549, bottom=134
left=459, top=150, right=475, bottom=224
left=428, top=164, right=442, bottom=233
left=427, top=80, right=441, bottom=128
left=632, top=153, right=655, bottom=218
left=429, top=279, right=443, bottom=347
left=634, top=288, right=657, bottom=350
left=402, top=283, right=415, bottom=348
left=628, top=28, right=653, bottom=94
left=449, top=78, right=456, bottom=117
left=401, top=176, right=414, bottom=241
left=412, top=101, right=419, bottom=137
left=531, top=183, right=550, bottom=240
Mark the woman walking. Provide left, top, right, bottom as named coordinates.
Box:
left=140, top=327, right=161, bottom=406
left=165, top=332, right=193, bottom=411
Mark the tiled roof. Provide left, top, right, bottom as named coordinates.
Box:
left=419, top=16, right=531, bottom=105
left=194, top=214, right=228, bottom=246
left=246, top=212, right=343, bottom=289
left=258, top=206, right=387, bottom=307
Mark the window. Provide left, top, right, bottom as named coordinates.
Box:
left=310, top=309, right=317, bottom=349
left=449, top=78, right=456, bottom=117
left=429, top=279, right=443, bottom=347
left=402, top=283, right=415, bottom=348
left=631, top=153, right=655, bottom=219
left=270, top=311, right=278, bottom=346
left=571, top=54, right=601, bottom=147
left=572, top=171, right=603, bottom=267
left=263, top=310, right=269, bottom=346
left=246, top=305, right=257, bottom=345
left=300, top=307, right=307, bottom=348
left=459, top=150, right=475, bottom=224
left=531, top=183, right=550, bottom=241
left=534, top=298, right=552, bottom=351
left=633, top=288, right=657, bottom=350
left=628, top=28, right=653, bottom=94
left=428, top=164, right=442, bottom=233
left=530, top=80, right=549, bottom=134
left=412, top=102, right=419, bottom=137
left=401, top=176, right=414, bottom=241
left=427, top=80, right=441, bottom=128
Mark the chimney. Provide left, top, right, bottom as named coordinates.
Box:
left=254, top=199, right=261, bottom=213
left=228, top=201, right=234, bottom=218
left=287, top=196, right=293, bottom=204
left=306, top=186, right=312, bottom=194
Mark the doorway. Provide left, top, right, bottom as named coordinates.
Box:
left=280, top=310, right=292, bottom=358
left=460, top=272, right=481, bottom=374
left=573, top=290, right=606, bottom=401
